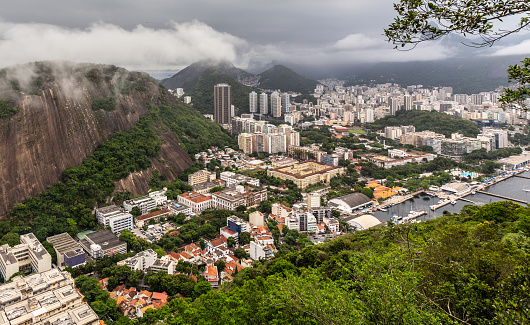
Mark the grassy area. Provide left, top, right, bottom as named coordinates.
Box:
left=349, top=129, right=367, bottom=134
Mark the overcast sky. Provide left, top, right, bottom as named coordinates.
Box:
left=0, top=0, right=528, bottom=70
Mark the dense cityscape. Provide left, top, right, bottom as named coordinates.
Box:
left=1, top=0, right=530, bottom=324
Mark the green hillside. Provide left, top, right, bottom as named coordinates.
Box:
left=367, top=110, right=481, bottom=138
left=258, top=64, right=317, bottom=93
left=160, top=59, right=253, bottom=91
left=186, top=67, right=252, bottom=114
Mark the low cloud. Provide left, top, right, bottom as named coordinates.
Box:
left=491, top=39, right=530, bottom=56
left=333, top=34, right=381, bottom=50
left=0, top=20, right=454, bottom=71
left=0, top=20, right=247, bottom=69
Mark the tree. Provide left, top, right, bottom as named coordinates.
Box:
left=239, top=232, right=251, bottom=245
left=227, top=237, right=236, bottom=248
left=215, top=260, right=226, bottom=276
left=385, top=0, right=530, bottom=108
left=199, top=238, right=206, bottom=250
left=236, top=205, right=247, bottom=213
left=361, top=187, right=374, bottom=199
left=131, top=207, right=142, bottom=217
left=234, top=247, right=249, bottom=259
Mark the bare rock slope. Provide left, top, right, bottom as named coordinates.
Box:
left=0, top=61, right=192, bottom=216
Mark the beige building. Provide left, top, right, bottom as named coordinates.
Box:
left=267, top=161, right=345, bottom=189
left=0, top=269, right=99, bottom=325
left=238, top=133, right=254, bottom=154
left=0, top=233, right=52, bottom=281
left=188, top=170, right=216, bottom=186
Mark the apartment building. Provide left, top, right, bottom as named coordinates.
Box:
left=219, top=171, right=260, bottom=187
left=0, top=269, right=99, bottom=325
left=118, top=249, right=176, bottom=275
left=188, top=170, right=216, bottom=186
left=95, top=205, right=133, bottom=234
left=0, top=233, right=51, bottom=281
left=123, top=197, right=157, bottom=215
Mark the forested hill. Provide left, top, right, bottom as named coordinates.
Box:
left=160, top=59, right=253, bottom=91
left=185, top=67, right=252, bottom=115
left=367, top=110, right=481, bottom=138
left=77, top=201, right=530, bottom=324
left=0, top=61, right=235, bottom=218
left=258, top=64, right=317, bottom=93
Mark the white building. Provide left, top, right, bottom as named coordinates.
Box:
left=178, top=192, right=213, bottom=213
left=118, top=249, right=176, bottom=275
left=219, top=171, right=260, bottom=187
left=250, top=241, right=274, bottom=260
left=281, top=93, right=290, bottom=113
left=123, top=196, right=157, bottom=215
left=249, top=91, right=258, bottom=113
left=260, top=92, right=268, bottom=115
left=0, top=233, right=52, bottom=281
left=271, top=92, right=281, bottom=117
left=95, top=205, right=134, bottom=234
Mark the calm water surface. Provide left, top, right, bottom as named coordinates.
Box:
left=372, top=170, right=530, bottom=223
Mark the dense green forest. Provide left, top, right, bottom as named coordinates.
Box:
left=258, top=65, right=317, bottom=93
left=186, top=67, right=251, bottom=114
left=74, top=201, right=530, bottom=324
left=367, top=110, right=481, bottom=138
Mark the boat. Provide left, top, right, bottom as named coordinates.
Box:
left=451, top=200, right=457, bottom=205
left=379, top=208, right=387, bottom=212
left=523, top=189, right=530, bottom=192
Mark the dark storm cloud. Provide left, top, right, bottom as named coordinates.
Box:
left=0, top=0, right=455, bottom=69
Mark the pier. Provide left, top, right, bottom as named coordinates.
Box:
left=515, top=174, right=530, bottom=180
left=459, top=198, right=475, bottom=204
left=477, top=191, right=528, bottom=204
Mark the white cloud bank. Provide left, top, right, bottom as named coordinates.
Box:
left=492, top=39, right=530, bottom=56
left=0, top=20, right=456, bottom=70
left=0, top=20, right=247, bottom=69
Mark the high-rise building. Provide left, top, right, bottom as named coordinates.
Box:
left=249, top=91, right=258, bottom=113
left=389, top=97, right=400, bottom=115
left=260, top=92, right=268, bottom=115
left=214, top=83, right=231, bottom=125
left=404, top=95, right=412, bottom=110
left=281, top=93, right=290, bottom=113
left=271, top=92, right=281, bottom=117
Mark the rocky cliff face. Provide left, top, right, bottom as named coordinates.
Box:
left=0, top=61, right=192, bottom=216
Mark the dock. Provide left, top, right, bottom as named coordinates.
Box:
left=515, top=174, right=530, bottom=180
left=477, top=191, right=528, bottom=204
left=459, top=198, right=475, bottom=204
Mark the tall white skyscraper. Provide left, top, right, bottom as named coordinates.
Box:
left=271, top=92, right=281, bottom=117
left=281, top=93, right=290, bottom=113
left=260, top=92, right=268, bottom=115
left=249, top=91, right=258, bottom=113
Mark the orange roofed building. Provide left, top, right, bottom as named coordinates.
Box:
left=178, top=191, right=213, bottom=213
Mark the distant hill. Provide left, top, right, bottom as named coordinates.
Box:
left=161, top=59, right=253, bottom=91
left=258, top=65, right=317, bottom=93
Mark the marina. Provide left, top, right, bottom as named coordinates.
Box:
left=371, top=168, right=530, bottom=223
